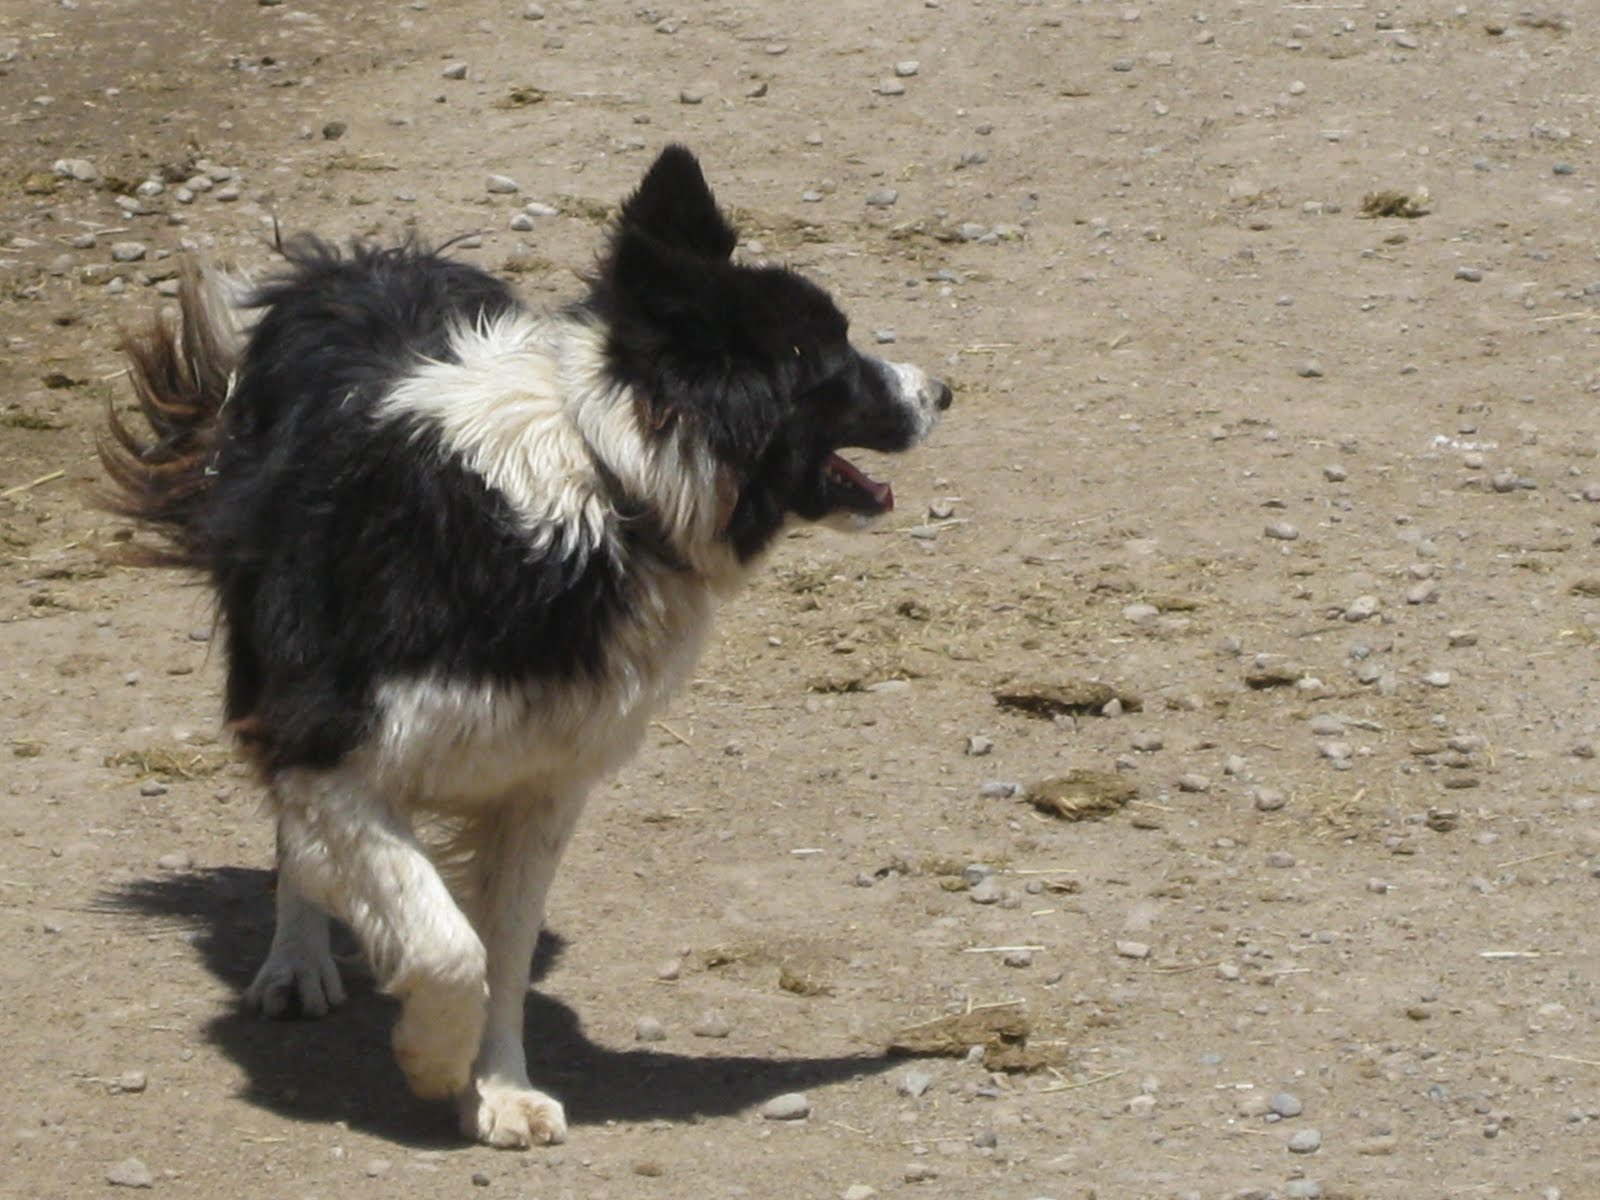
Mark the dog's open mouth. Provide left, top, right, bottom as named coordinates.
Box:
left=821, top=451, right=894, bottom=515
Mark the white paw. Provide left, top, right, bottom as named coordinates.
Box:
left=392, top=987, right=485, bottom=1100
left=245, top=945, right=346, bottom=1019
left=461, top=1079, right=568, bottom=1148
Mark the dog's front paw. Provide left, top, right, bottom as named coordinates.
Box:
left=245, top=944, right=346, bottom=1019
left=461, top=1079, right=568, bottom=1148
left=392, top=989, right=484, bottom=1100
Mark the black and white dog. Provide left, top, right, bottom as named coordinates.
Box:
left=104, top=146, right=949, bottom=1147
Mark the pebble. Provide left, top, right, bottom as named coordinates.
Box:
left=635, top=1016, right=666, bottom=1042
left=968, top=877, right=1003, bottom=905
left=865, top=187, right=899, bottom=208
left=509, top=212, right=536, bottom=231
left=873, top=328, right=897, bottom=345
left=110, top=242, right=148, bottom=263
left=156, top=852, right=192, bottom=871
left=691, top=1009, right=731, bottom=1038
left=1265, top=851, right=1296, bottom=869
left=1130, top=731, right=1164, bottom=752
left=903, top=1163, right=938, bottom=1182
left=1296, top=360, right=1324, bottom=379
left=1308, top=714, right=1344, bottom=737
left=1002, top=949, right=1033, bottom=968
left=978, top=780, right=1022, bottom=799
left=1115, top=940, right=1151, bottom=959
left=1271, top=1091, right=1305, bottom=1117
left=875, top=79, right=907, bottom=96
left=1253, top=787, right=1287, bottom=812
left=1406, top=580, right=1440, bottom=605
left=654, top=957, right=682, bottom=981
left=898, top=1069, right=933, bottom=1097
left=441, top=61, right=468, bottom=80
left=1177, top=773, right=1210, bottom=793
left=1285, top=1182, right=1323, bottom=1199
left=1447, top=629, right=1478, bottom=648
left=1490, top=469, right=1519, bottom=494
left=1454, top=266, right=1484, bottom=282
left=1265, top=521, right=1300, bottom=541
left=486, top=174, right=520, bottom=194
left=842, top=1187, right=878, bottom=1200
left=1122, top=602, right=1160, bottom=624
left=1422, top=671, right=1452, bottom=688
left=894, top=60, right=921, bottom=77
left=760, top=1092, right=811, bottom=1121
left=110, top=1070, right=148, bottom=1094
left=1323, top=464, right=1348, bottom=482
left=1287, top=1128, right=1323, bottom=1154
left=139, top=782, right=169, bottom=798
left=1344, top=595, right=1380, bottom=622
left=964, top=734, right=993, bottom=757
left=53, top=157, right=98, bottom=181
left=106, top=1158, right=154, bottom=1188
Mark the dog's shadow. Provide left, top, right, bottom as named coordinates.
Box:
left=104, top=868, right=903, bottom=1146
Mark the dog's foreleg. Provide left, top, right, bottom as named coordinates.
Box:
left=455, top=793, right=586, bottom=1149
left=272, top=766, right=488, bottom=1100
left=245, top=849, right=346, bottom=1018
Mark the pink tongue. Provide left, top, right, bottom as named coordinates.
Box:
left=827, top=452, right=894, bottom=511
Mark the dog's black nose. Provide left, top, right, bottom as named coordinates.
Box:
left=933, top=380, right=953, bottom=411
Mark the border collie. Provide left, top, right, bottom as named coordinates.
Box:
left=102, top=146, right=950, bottom=1147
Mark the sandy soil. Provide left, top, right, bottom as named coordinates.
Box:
left=2, top=3, right=1598, bottom=1198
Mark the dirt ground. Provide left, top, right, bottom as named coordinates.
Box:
left=2, top=2, right=1598, bottom=1198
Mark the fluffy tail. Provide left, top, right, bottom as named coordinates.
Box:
left=100, top=261, right=248, bottom=568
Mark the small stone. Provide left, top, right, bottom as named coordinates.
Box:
left=107, top=1159, right=154, bottom=1189
left=874, top=79, right=907, bottom=96
left=903, top=1163, right=938, bottom=1183
left=894, top=60, right=921, bottom=77
left=110, top=242, right=148, bottom=263
left=865, top=187, right=899, bottom=208
left=321, top=121, right=346, bottom=140
left=1130, top=731, right=1164, bottom=752
left=509, top=213, right=535, bottom=231
left=964, top=734, right=994, bottom=757
left=1406, top=580, right=1440, bottom=605
left=1265, top=521, right=1300, bottom=541
left=522, top=3, right=546, bottom=17
left=1323, top=464, right=1348, bottom=482
left=1454, top=266, right=1484, bottom=282
left=1285, top=1182, right=1323, bottom=1199
left=1308, top=714, right=1344, bottom=737
left=53, top=157, right=98, bottom=182
left=1115, top=940, right=1151, bottom=960
left=654, top=957, right=682, bottom=981
left=1287, top=1128, right=1323, bottom=1154
left=873, top=328, right=897, bottom=345
left=1296, top=360, right=1324, bottom=379
left=842, top=1187, right=878, bottom=1200
left=1319, top=741, right=1353, bottom=762
left=1002, top=949, right=1033, bottom=968
left=691, top=1009, right=731, bottom=1038
left=760, top=1092, right=811, bottom=1121
left=1177, top=773, right=1210, bottom=793
left=1447, top=629, right=1478, bottom=648
left=471, top=1172, right=491, bottom=1188
left=898, top=1069, right=933, bottom=1097
left=1271, top=1091, right=1305, bottom=1117
left=1422, top=671, right=1452, bottom=688
left=1265, top=851, right=1296, bottom=869
left=139, top=782, right=169, bottom=798
left=156, top=852, right=192, bottom=871
left=1490, top=470, right=1519, bottom=494
left=635, top=1016, right=667, bottom=1042
left=679, top=86, right=709, bottom=104
left=486, top=174, right=520, bottom=194
left=110, top=1070, right=148, bottom=1094
left=978, top=780, right=1022, bottom=799
left=1122, top=602, right=1160, bottom=624
left=1253, top=787, right=1287, bottom=812
left=968, top=877, right=1003, bottom=905
left=1344, top=595, right=1380, bottom=622
left=441, top=61, right=468, bottom=80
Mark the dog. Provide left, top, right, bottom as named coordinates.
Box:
left=102, top=145, right=950, bottom=1148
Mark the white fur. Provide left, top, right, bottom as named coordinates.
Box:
left=236, top=277, right=945, bottom=1150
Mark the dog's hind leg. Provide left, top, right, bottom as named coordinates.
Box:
left=271, top=765, right=488, bottom=1101
left=244, top=852, right=346, bottom=1018
left=454, top=792, right=586, bottom=1148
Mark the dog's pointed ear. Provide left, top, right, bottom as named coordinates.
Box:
left=617, top=145, right=738, bottom=260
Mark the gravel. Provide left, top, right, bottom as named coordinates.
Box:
left=106, top=1159, right=154, bottom=1188
left=691, top=1009, right=731, bottom=1038
left=760, top=1092, right=811, bottom=1120
left=1287, top=1128, right=1323, bottom=1153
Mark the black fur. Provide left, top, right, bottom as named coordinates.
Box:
left=105, top=145, right=947, bottom=774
